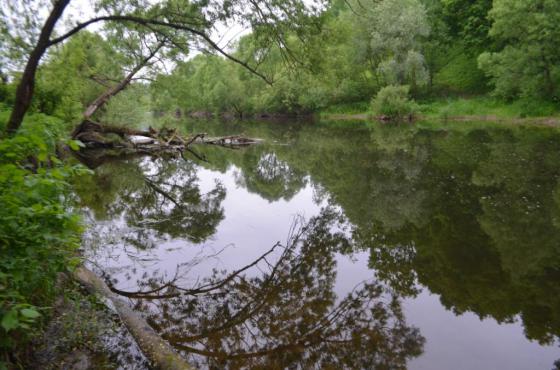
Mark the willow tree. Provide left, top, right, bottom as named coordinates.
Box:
left=0, top=0, right=325, bottom=136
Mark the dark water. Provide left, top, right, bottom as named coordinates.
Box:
left=76, top=119, right=560, bottom=369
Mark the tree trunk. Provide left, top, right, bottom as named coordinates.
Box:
left=83, top=42, right=164, bottom=120
left=4, top=0, right=71, bottom=136
left=73, top=266, right=192, bottom=370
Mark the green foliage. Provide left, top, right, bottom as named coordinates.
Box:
left=434, top=47, right=488, bottom=94
left=0, top=114, right=87, bottom=360
left=419, top=96, right=560, bottom=119
left=320, top=101, right=370, bottom=114
left=514, top=98, right=559, bottom=118
left=365, top=0, right=430, bottom=90
left=371, top=85, right=418, bottom=119
left=0, top=82, right=9, bottom=104
left=103, top=84, right=153, bottom=127
left=478, top=0, right=560, bottom=101
left=145, top=0, right=560, bottom=117
left=440, top=0, right=493, bottom=50
left=151, top=0, right=433, bottom=115
left=34, top=32, right=125, bottom=125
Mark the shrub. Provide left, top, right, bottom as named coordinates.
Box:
left=0, top=117, right=87, bottom=365
left=371, top=85, right=418, bottom=120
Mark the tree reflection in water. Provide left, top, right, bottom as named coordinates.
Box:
left=76, top=152, right=424, bottom=369
left=77, top=155, right=225, bottom=250
left=234, top=151, right=308, bottom=202
left=108, top=209, right=424, bottom=369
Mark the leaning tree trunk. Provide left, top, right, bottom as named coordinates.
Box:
left=5, top=0, right=71, bottom=137
left=74, top=266, right=192, bottom=370
left=83, top=42, right=164, bottom=120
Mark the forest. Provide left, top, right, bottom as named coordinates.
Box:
left=1, top=0, right=560, bottom=369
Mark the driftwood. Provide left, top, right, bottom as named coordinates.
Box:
left=71, top=120, right=261, bottom=152
left=73, top=266, right=191, bottom=370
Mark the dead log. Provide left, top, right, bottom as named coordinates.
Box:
left=70, top=121, right=261, bottom=161
left=202, top=135, right=262, bottom=146
left=73, top=266, right=192, bottom=370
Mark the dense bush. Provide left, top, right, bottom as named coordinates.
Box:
left=0, top=113, right=86, bottom=365
left=371, top=85, right=418, bottom=120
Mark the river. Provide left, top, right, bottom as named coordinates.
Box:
left=75, top=118, right=560, bottom=369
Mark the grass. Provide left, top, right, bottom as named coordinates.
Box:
left=319, top=96, right=560, bottom=123
left=418, top=96, right=560, bottom=119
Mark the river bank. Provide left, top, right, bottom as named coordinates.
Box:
left=17, top=274, right=149, bottom=370
left=319, top=96, right=560, bottom=126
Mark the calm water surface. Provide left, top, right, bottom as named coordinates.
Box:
left=76, top=119, right=560, bottom=369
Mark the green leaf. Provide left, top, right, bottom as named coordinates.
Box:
left=67, top=257, right=82, bottom=271
left=20, top=308, right=41, bottom=319
left=68, top=140, right=85, bottom=151
left=1, top=310, right=19, bottom=332
left=37, top=151, right=48, bottom=162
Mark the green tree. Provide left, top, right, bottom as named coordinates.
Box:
left=365, top=0, right=430, bottom=92
left=478, top=0, right=560, bottom=101
left=34, top=31, right=124, bottom=124
left=440, top=0, right=492, bottom=50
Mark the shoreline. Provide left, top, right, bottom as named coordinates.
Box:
left=320, top=112, right=560, bottom=126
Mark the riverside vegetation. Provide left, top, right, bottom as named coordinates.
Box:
left=0, top=0, right=559, bottom=368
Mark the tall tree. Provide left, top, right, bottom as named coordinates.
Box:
left=1, top=0, right=72, bottom=135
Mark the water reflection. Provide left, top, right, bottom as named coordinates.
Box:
left=75, top=119, right=560, bottom=368
left=76, top=156, right=225, bottom=245
left=114, top=210, right=424, bottom=369
left=234, top=151, right=307, bottom=202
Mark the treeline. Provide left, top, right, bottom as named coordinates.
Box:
left=1, top=0, right=558, bottom=122
left=151, top=0, right=560, bottom=116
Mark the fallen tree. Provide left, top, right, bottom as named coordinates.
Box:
left=64, top=22, right=261, bottom=158
left=73, top=266, right=192, bottom=370
left=71, top=119, right=262, bottom=152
